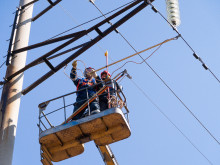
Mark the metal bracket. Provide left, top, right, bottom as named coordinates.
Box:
left=32, top=0, right=62, bottom=22
left=47, top=0, right=54, bottom=6
left=6, top=8, right=21, bottom=65
left=95, top=27, right=104, bottom=37
left=43, top=58, right=56, bottom=72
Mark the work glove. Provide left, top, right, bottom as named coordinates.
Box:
left=72, top=60, right=77, bottom=69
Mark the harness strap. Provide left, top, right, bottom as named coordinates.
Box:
left=76, top=78, right=96, bottom=91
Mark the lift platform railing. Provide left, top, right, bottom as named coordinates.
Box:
left=38, top=80, right=128, bottom=134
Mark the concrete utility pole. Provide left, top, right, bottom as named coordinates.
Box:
left=0, top=0, right=34, bottom=164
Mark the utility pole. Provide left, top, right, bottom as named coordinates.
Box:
left=0, top=0, right=34, bottom=164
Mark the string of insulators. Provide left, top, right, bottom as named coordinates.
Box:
left=166, top=0, right=181, bottom=27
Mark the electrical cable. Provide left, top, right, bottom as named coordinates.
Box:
left=0, top=55, right=17, bottom=70
left=93, top=36, right=178, bottom=74
left=46, top=0, right=135, bottom=41
left=147, top=1, right=220, bottom=84
left=50, top=2, right=214, bottom=161
left=90, top=1, right=220, bottom=146
left=111, top=40, right=163, bottom=76
left=58, top=3, right=107, bottom=54
left=0, top=61, right=6, bottom=69
left=129, top=78, right=213, bottom=165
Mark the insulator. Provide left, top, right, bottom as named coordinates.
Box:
left=166, top=0, right=181, bottom=27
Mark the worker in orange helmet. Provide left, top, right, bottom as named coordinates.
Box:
left=98, top=70, right=120, bottom=111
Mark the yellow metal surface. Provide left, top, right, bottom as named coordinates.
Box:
left=97, top=145, right=118, bottom=165
left=41, top=152, right=53, bottom=165
left=39, top=108, right=130, bottom=163
left=40, top=135, right=84, bottom=162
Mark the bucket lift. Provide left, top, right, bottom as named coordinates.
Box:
left=38, top=74, right=130, bottom=164
left=96, top=144, right=119, bottom=165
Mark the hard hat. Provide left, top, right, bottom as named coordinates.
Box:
left=101, top=70, right=111, bottom=78
left=84, top=67, right=94, bottom=77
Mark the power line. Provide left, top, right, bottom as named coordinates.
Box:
left=111, top=42, right=163, bottom=76
left=56, top=1, right=136, bottom=67
left=89, top=1, right=220, bottom=146
left=0, top=61, right=6, bottom=69
left=51, top=1, right=217, bottom=163
left=129, top=78, right=213, bottom=165
left=147, top=1, right=220, bottom=84
left=47, top=0, right=136, bottom=41
left=93, top=36, right=177, bottom=74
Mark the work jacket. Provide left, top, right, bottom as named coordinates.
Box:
left=70, top=68, right=101, bottom=100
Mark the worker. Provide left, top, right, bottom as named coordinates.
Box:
left=70, top=60, right=101, bottom=120
left=98, top=70, right=120, bottom=111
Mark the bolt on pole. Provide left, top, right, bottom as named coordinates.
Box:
left=0, top=0, right=34, bottom=164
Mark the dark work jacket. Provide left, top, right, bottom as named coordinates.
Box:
left=96, top=79, right=120, bottom=102
left=70, top=68, right=102, bottom=101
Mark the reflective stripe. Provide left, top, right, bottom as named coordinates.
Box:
left=76, top=78, right=96, bottom=91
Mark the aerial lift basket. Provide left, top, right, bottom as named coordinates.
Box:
left=39, top=107, right=130, bottom=162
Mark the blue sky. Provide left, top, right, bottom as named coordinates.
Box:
left=1, top=0, right=220, bottom=165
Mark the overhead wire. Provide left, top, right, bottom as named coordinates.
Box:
left=146, top=1, right=220, bottom=84
left=111, top=40, right=163, bottom=76
left=90, top=0, right=220, bottom=146
left=57, top=2, right=134, bottom=78
left=46, top=0, right=136, bottom=41
left=0, top=61, right=6, bottom=69
left=92, top=36, right=178, bottom=74
left=31, top=1, right=216, bottom=162
left=88, top=2, right=215, bottom=163
left=0, top=55, right=17, bottom=70
left=129, top=78, right=213, bottom=165
left=58, top=3, right=107, bottom=54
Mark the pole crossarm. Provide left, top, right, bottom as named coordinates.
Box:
left=1, top=0, right=155, bottom=95
left=5, top=31, right=88, bottom=82
left=5, top=0, right=142, bottom=83
left=46, top=41, right=90, bottom=60
left=33, top=41, right=90, bottom=67
left=22, top=0, right=154, bottom=95
left=47, top=0, right=55, bottom=6
left=11, top=30, right=86, bottom=55
left=32, top=0, right=62, bottom=22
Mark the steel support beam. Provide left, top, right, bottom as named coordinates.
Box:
left=11, top=30, right=86, bottom=54
left=32, top=0, right=62, bottom=22
left=6, top=31, right=88, bottom=82
left=22, top=0, right=153, bottom=95
left=5, top=0, right=143, bottom=83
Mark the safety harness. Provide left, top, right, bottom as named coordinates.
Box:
left=76, top=78, right=96, bottom=91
